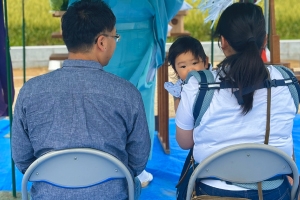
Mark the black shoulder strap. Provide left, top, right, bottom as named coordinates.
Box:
left=232, top=66, right=300, bottom=105
left=176, top=148, right=193, bottom=188
left=279, top=66, right=300, bottom=98
left=185, top=70, right=235, bottom=127
left=273, top=65, right=300, bottom=113
left=193, top=71, right=208, bottom=121
left=187, top=66, right=300, bottom=126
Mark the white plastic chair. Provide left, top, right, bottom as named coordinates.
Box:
left=186, top=143, right=299, bottom=200
left=21, top=148, right=134, bottom=200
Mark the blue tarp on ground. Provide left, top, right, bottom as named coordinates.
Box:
left=0, top=118, right=188, bottom=199
left=1, top=116, right=300, bottom=199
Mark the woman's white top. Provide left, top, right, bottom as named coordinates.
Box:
left=176, top=66, right=295, bottom=190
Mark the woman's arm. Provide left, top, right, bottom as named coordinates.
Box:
left=176, top=126, right=194, bottom=149
left=175, top=78, right=198, bottom=150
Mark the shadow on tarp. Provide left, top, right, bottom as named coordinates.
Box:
left=1, top=116, right=300, bottom=200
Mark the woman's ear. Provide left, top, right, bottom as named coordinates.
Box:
left=205, top=56, right=209, bottom=69
left=220, top=35, right=228, bottom=50
left=220, top=35, right=236, bottom=56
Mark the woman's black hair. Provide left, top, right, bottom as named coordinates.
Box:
left=215, top=3, right=267, bottom=114
left=168, top=36, right=207, bottom=77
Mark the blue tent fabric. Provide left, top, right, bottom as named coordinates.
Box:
left=0, top=0, right=14, bottom=117
left=68, top=0, right=184, bottom=158
left=1, top=116, right=300, bottom=199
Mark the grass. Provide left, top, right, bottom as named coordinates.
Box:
left=181, top=0, right=213, bottom=42
left=7, top=0, right=64, bottom=46
left=5, top=0, right=300, bottom=46
left=274, top=0, right=300, bottom=39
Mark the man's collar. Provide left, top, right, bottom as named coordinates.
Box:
left=62, top=59, right=103, bottom=70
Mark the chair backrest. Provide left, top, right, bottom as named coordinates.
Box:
left=21, top=148, right=134, bottom=200
left=186, top=143, right=299, bottom=200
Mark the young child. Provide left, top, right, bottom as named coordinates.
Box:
left=164, top=36, right=211, bottom=110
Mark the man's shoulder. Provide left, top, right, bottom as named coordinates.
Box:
left=22, top=70, right=56, bottom=87
left=17, top=70, right=58, bottom=97
left=105, top=72, right=140, bottom=93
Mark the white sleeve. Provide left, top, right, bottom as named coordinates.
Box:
left=175, top=77, right=199, bottom=130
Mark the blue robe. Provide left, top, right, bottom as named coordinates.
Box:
left=0, top=1, right=14, bottom=116
left=68, top=0, right=183, bottom=157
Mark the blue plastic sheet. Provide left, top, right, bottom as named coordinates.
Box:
left=1, top=116, right=300, bottom=199
left=0, top=118, right=187, bottom=199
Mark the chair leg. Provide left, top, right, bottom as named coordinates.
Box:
left=257, top=182, right=263, bottom=200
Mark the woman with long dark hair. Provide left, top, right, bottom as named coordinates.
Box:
left=175, top=3, right=297, bottom=199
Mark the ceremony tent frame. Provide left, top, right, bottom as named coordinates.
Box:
left=2, top=0, right=281, bottom=197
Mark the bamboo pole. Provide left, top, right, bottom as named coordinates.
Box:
left=3, top=0, right=16, bottom=197
left=210, top=21, right=214, bottom=66
left=264, top=0, right=269, bottom=35
left=22, top=0, right=26, bottom=83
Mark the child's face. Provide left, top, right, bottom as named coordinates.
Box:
left=175, top=51, right=207, bottom=80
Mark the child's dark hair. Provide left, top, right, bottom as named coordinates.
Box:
left=215, top=3, right=267, bottom=114
left=168, top=36, right=207, bottom=74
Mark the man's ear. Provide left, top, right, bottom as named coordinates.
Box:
left=96, top=35, right=106, bottom=51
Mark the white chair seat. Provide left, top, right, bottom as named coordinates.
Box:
left=186, top=143, right=299, bottom=200
left=21, top=148, right=134, bottom=200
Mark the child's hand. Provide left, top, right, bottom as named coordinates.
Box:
left=164, top=79, right=182, bottom=98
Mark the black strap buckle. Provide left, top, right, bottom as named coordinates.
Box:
left=198, top=83, right=208, bottom=90
left=291, top=76, right=299, bottom=85
left=265, top=79, right=277, bottom=88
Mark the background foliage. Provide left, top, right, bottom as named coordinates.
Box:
left=6, top=0, right=300, bottom=46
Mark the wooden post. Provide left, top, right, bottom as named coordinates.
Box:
left=49, top=11, right=68, bottom=63
left=265, top=0, right=291, bottom=69
left=156, top=9, right=193, bottom=154
left=269, top=0, right=280, bottom=63
left=157, top=58, right=170, bottom=154
left=266, top=1, right=296, bottom=80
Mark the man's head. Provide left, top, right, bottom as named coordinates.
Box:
left=62, top=0, right=117, bottom=65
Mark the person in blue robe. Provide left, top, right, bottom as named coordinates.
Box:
left=68, top=0, right=183, bottom=186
